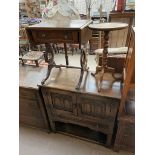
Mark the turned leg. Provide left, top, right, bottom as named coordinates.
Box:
left=97, top=31, right=110, bottom=91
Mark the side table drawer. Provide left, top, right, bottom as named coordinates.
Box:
left=31, top=30, right=79, bottom=43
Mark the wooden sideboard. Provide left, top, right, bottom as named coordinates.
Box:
left=39, top=67, right=121, bottom=146
left=19, top=66, right=50, bottom=131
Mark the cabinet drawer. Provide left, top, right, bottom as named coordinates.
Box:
left=31, top=30, right=79, bottom=43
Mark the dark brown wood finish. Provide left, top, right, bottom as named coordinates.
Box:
left=19, top=66, right=50, bottom=131
left=39, top=67, right=121, bottom=146
left=26, top=20, right=92, bottom=89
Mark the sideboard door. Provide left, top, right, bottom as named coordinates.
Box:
left=41, top=88, right=77, bottom=119
left=77, top=94, right=119, bottom=133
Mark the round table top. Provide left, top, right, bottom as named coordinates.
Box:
left=88, top=22, right=128, bottom=31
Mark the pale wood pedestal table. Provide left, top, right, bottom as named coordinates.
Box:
left=88, top=22, right=128, bottom=92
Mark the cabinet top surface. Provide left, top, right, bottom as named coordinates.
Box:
left=19, top=65, right=47, bottom=89
left=89, top=22, right=128, bottom=31
left=27, top=20, right=92, bottom=30
left=19, top=65, right=121, bottom=99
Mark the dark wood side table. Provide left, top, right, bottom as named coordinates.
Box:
left=26, top=20, right=92, bottom=89
left=88, top=22, right=128, bottom=91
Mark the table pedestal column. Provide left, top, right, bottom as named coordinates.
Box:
left=97, top=31, right=115, bottom=92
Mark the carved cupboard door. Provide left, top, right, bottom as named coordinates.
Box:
left=77, top=94, right=119, bottom=128
left=41, top=87, right=77, bottom=119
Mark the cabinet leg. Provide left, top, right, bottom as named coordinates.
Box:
left=50, top=121, right=56, bottom=133
left=106, top=134, right=112, bottom=146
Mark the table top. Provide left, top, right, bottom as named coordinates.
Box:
left=88, top=22, right=128, bottom=31
left=27, top=19, right=92, bottom=30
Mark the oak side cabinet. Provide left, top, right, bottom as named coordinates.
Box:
left=41, top=87, right=120, bottom=146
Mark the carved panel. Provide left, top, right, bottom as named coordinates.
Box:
left=41, top=88, right=77, bottom=118
left=51, top=92, right=73, bottom=112
left=77, top=94, right=119, bottom=123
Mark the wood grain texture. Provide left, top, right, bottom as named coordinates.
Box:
left=38, top=67, right=121, bottom=99
left=19, top=87, right=50, bottom=131
left=19, top=66, right=50, bottom=131
left=26, top=20, right=92, bottom=46
left=19, top=65, right=121, bottom=145
left=114, top=27, right=135, bottom=152
left=39, top=67, right=121, bottom=146
left=26, top=19, right=92, bottom=88
left=27, top=20, right=92, bottom=29
left=114, top=115, right=135, bottom=152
